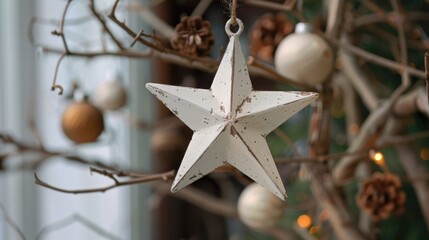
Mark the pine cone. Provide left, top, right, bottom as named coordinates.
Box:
left=356, top=173, right=406, bottom=221
left=249, top=13, right=293, bottom=61
left=171, top=16, right=214, bottom=57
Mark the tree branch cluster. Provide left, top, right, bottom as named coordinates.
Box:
left=6, top=0, right=429, bottom=239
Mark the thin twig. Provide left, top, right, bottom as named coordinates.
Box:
left=353, top=11, right=429, bottom=28
left=35, top=214, right=123, bottom=240
left=325, top=0, right=345, bottom=38
left=424, top=52, right=429, bottom=105
left=389, top=0, right=410, bottom=103
left=339, top=35, right=379, bottom=110
left=109, top=0, right=121, bottom=18
left=305, top=83, right=365, bottom=240
left=39, top=43, right=321, bottom=89
left=243, top=0, right=426, bottom=79
left=362, top=0, right=400, bottom=29
left=243, top=0, right=297, bottom=12
left=29, top=119, right=45, bottom=151
left=333, top=0, right=414, bottom=183
left=3, top=124, right=429, bottom=171
left=34, top=169, right=175, bottom=194
left=330, top=37, right=424, bottom=78
left=58, top=0, right=72, bottom=53
left=247, top=57, right=316, bottom=91
left=0, top=133, right=128, bottom=171
left=273, top=128, right=302, bottom=157
left=90, top=167, right=119, bottom=184
left=151, top=181, right=295, bottom=239
left=152, top=181, right=237, bottom=218
left=0, top=203, right=26, bottom=240
left=50, top=53, right=66, bottom=95
left=126, top=1, right=175, bottom=39
left=191, top=0, right=213, bottom=17
left=107, top=0, right=212, bottom=63
left=381, top=117, right=429, bottom=231
left=276, top=150, right=368, bottom=164
left=89, top=0, right=124, bottom=50
left=277, top=138, right=429, bottom=164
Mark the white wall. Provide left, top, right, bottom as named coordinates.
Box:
left=0, top=0, right=39, bottom=238
left=0, top=0, right=153, bottom=239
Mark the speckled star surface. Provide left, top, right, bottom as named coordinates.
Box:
left=146, top=32, right=318, bottom=200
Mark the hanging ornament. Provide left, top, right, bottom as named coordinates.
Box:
left=171, top=16, right=215, bottom=57
left=146, top=18, right=318, bottom=200
left=249, top=13, right=293, bottom=61
left=274, top=22, right=334, bottom=86
left=92, top=80, right=127, bottom=111
left=356, top=172, right=406, bottom=221
left=61, top=100, right=104, bottom=144
left=238, top=183, right=285, bottom=230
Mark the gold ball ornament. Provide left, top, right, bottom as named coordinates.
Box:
left=274, top=23, right=334, bottom=86
left=61, top=101, right=104, bottom=143
left=93, top=81, right=127, bottom=111
left=238, top=183, right=286, bottom=230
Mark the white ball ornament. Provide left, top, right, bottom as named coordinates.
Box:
left=238, top=183, right=286, bottom=230
left=93, top=80, right=127, bottom=111
left=274, top=22, right=334, bottom=86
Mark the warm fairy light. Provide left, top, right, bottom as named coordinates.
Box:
left=373, top=152, right=383, bottom=162
left=297, top=214, right=312, bottom=229
left=370, top=150, right=384, bottom=166
left=420, top=149, right=429, bottom=161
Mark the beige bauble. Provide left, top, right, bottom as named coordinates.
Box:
left=274, top=24, right=333, bottom=86
left=238, top=183, right=286, bottom=230
left=93, top=81, right=127, bottom=111
left=61, top=101, right=104, bottom=143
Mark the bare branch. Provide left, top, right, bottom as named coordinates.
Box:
left=34, top=169, right=175, bottom=194
left=353, top=11, right=429, bottom=28
left=50, top=53, right=66, bottom=95
left=339, top=36, right=379, bottom=110
left=35, top=214, right=123, bottom=240
left=58, top=0, right=73, bottom=53
left=247, top=57, right=316, bottom=91
left=390, top=0, right=410, bottom=98
left=89, top=0, right=124, bottom=50
left=151, top=181, right=296, bottom=240
left=273, top=128, right=302, bottom=157
left=243, top=0, right=426, bottom=79
left=325, top=0, right=346, bottom=38
left=330, top=36, right=424, bottom=78
left=243, top=0, right=297, bottom=12
left=425, top=52, right=429, bottom=105
left=191, top=0, right=213, bottom=17
left=0, top=203, right=26, bottom=240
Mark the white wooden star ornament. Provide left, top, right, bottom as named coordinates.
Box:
left=146, top=18, right=318, bottom=200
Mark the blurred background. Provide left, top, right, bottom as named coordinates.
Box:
left=1, top=0, right=429, bottom=239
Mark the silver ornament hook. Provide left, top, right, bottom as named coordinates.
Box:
left=225, top=18, right=243, bottom=37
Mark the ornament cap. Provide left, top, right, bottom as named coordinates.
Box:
left=295, top=22, right=312, bottom=34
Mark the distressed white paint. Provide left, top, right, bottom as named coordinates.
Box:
left=146, top=19, right=318, bottom=200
